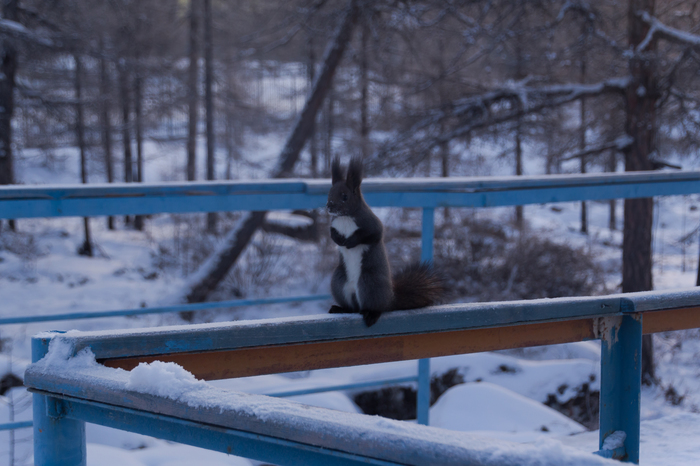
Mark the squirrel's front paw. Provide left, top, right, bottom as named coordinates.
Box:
left=362, top=310, right=381, bottom=327
left=343, top=237, right=359, bottom=249
left=330, top=228, right=346, bottom=246
left=329, top=305, right=350, bottom=314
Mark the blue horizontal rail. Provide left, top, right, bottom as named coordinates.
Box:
left=266, top=376, right=419, bottom=398
left=0, top=421, right=32, bottom=431
left=0, top=294, right=330, bottom=325
left=30, top=391, right=417, bottom=466
left=2, top=170, right=700, bottom=219
left=1, top=360, right=414, bottom=435
left=57, top=293, right=630, bottom=360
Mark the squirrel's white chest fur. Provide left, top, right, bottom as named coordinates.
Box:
left=332, top=216, right=368, bottom=308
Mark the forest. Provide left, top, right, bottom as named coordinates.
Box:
left=1, top=1, right=700, bottom=464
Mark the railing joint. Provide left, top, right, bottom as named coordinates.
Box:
left=46, top=397, right=68, bottom=420
left=619, top=298, right=637, bottom=313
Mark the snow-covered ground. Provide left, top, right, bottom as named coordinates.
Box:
left=2, top=130, right=700, bottom=465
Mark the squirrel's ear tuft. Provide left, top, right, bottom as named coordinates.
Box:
left=331, top=157, right=345, bottom=184
left=346, top=157, right=363, bottom=192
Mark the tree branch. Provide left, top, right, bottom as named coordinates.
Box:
left=560, top=135, right=633, bottom=162
left=16, top=77, right=77, bottom=106
left=637, top=11, right=700, bottom=52
left=555, top=0, right=624, bottom=52
left=377, top=77, right=629, bottom=163
left=0, top=17, right=54, bottom=47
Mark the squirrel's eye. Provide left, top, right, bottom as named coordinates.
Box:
left=341, top=193, right=348, bottom=202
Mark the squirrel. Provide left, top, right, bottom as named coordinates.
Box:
left=326, top=157, right=445, bottom=327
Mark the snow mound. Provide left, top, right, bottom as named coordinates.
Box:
left=37, top=336, right=101, bottom=373
left=431, top=352, right=600, bottom=405
left=602, top=431, right=626, bottom=450
left=431, top=382, right=587, bottom=436
left=125, top=361, right=209, bottom=400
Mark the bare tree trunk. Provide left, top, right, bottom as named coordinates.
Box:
left=580, top=27, right=588, bottom=234
left=608, top=151, right=617, bottom=231
left=514, top=32, right=524, bottom=229
left=623, top=0, right=657, bottom=385
left=0, top=0, right=18, bottom=232
left=134, top=67, right=145, bottom=231
left=437, top=38, right=450, bottom=223
left=74, top=55, right=93, bottom=257
left=545, top=125, right=554, bottom=175
left=204, top=0, right=217, bottom=233
left=359, top=20, right=369, bottom=159
left=100, top=41, right=115, bottom=230
left=696, top=231, right=700, bottom=286
left=580, top=98, right=588, bottom=234
left=325, top=88, right=335, bottom=169
left=119, top=62, right=133, bottom=226
left=307, top=34, right=318, bottom=177
left=187, top=0, right=200, bottom=182
left=185, top=1, right=359, bottom=305
left=514, top=115, right=524, bottom=228
left=224, top=60, right=238, bottom=180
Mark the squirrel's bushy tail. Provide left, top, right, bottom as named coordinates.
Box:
left=392, top=262, right=446, bottom=311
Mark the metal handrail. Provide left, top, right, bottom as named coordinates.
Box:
left=25, top=288, right=700, bottom=464
left=0, top=294, right=330, bottom=325
left=3, top=170, right=700, bottom=434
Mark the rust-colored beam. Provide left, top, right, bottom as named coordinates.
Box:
left=642, top=306, right=700, bottom=334
left=103, top=318, right=597, bottom=380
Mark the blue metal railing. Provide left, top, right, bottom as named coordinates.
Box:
left=0, top=421, right=32, bottom=431
left=26, top=289, right=700, bottom=464
left=0, top=294, right=330, bottom=325
left=2, top=171, right=700, bottom=219
left=3, top=170, right=700, bottom=433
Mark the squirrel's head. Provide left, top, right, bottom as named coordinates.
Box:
left=327, top=157, right=363, bottom=216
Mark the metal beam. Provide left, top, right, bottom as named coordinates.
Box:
left=642, top=306, right=700, bottom=334
left=0, top=294, right=330, bottom=326
left=417, top=207, right=435, bottom=426
left=38, top=393, right=400, bottom=466
left=49, top=292, right=629, bottom=361
left=32, top=336, right=86, bottom=466
left=102, top=318, right=601, bottom=380
left=3, top=170, right=700, bottom=219
left=265, top=376, right=419, bottom=398
left=599, top=307, right=642, bottom=464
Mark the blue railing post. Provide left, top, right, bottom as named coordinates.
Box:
left=417, top=207, right=435, bottom=425
left=598, top=301, right=642, bottom=464
left=32, top=332, right=87, bottom=466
